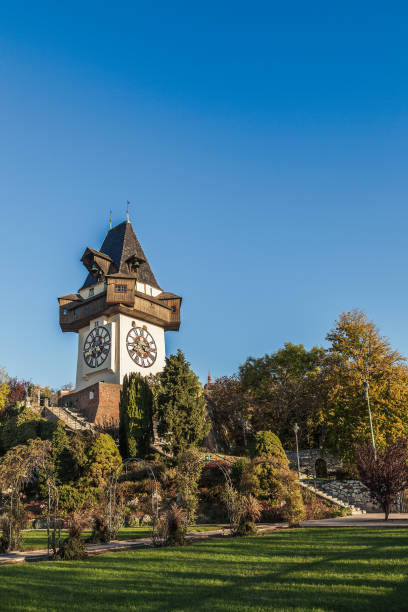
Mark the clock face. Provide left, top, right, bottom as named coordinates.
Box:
left=83, top=326, right=111, bottom=368
left=126, top=327, right=157, bottom=368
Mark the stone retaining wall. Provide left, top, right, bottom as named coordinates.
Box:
left=285, top=449, right=342, bottom=475
left=315, top=479, right=381, bottom=512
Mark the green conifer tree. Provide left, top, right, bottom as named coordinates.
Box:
left=157, top=350, right=210, bottom=456
left=119, top=373, right=153, bottom=459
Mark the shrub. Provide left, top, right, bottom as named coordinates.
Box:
left=88, top=516, right=110, bottom=544
left=301, top=488, right=342, bottom=520
left=55, top=536, right=87, bottom=560
left=282, top=486, right=306, bottom=527
left=163, top=503, right=186, bottom=546
left=221, top=483, right=245, bottom=534
left=236, top=494, right=262, bottom=536
left=258, top=500, right=282, bottom=522
left=55, top=510, right=89, bottom=560
left=85, top=433, right=122, bottom=488
left=251, top=431, right=288, bottom=465
left=58, top=485, right=99, bottom=514
left=176, top=448, right=203, bottom=525
left=230, top=458, right=250, bottom=488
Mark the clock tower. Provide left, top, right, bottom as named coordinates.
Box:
left=58, top=218, right=181, bottom=423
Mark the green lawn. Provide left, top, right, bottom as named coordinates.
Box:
left=21, top=525, right=224, bottom=551
left=2, top=528, right=408, bottom=611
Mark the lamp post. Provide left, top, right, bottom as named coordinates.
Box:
left=363, top=378, right=376, bottom=460
left=293, top=423, right=301, bottom=479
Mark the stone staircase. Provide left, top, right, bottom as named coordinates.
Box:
left=299, top=478, right=367, bottom=515
left=42, top=404, right=93, bottom=432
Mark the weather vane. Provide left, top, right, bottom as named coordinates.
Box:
left=126, top=200, right=130, bottom=222
left=109, top=209, right=112, bottom=229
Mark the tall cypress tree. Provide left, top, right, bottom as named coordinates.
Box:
left=119, top=373, right=153, bottom=459
left=157, top=350, right=210, bottom=456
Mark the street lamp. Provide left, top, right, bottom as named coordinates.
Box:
left=293, top=423, right=301, bottom=479
left=363, top=378, right=376, bottom=460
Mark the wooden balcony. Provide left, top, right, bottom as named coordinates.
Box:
left=59, top=291, right=181, bottom=332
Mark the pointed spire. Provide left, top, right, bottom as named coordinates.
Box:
left=126, top=200, right=130, bottom=222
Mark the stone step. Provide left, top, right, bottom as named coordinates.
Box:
left=299, top=480, right=366, bottom=514
left=43, top=405, right=92, bottom=432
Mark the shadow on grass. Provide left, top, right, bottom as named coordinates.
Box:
left=2, top=528, right=408, bottom=611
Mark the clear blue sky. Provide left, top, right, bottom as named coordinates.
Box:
left=1, top=2, right=408, bottom=388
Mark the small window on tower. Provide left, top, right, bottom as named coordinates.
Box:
left=89, top=391, right=94, bottom=400
left=171, top=306, right=177, bottom=313
left=63, top=308, right=68, bottom=315
left=115, top=284, right=127, bottom=293
left=89, top=288, right=94, bottom=297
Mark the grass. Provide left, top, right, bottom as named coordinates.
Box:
left=2, top=528, right=408, bottom=611
left=20, top=524, right=224, bottom=551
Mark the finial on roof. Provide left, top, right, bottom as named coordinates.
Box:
left=126, top=200, right=130, bottom=222
left=109, top=209, right=112, bottom=229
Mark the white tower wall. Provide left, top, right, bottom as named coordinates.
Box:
left=75, top=313, right=166, bottom=391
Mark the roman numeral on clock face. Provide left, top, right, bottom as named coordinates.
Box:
left=126, top=327, right=157, bottom=368
left=83, top=326, right=111, bottom=369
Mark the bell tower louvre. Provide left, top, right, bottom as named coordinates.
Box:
left=57, top=218, right=182, bottom=424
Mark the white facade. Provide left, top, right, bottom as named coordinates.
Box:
left=75, top=312, right=165, bottom=391
left=78, top=281, right=106, bottom=300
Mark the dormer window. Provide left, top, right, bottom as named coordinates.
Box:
left=127, top=255, right=143, bottom=273
left=89, top=288, right=94, bottom=297
left=115, top=284, right=127, bottom=293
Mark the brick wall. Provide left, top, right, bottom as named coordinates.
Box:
left=59, top=382, right=121, bottom=424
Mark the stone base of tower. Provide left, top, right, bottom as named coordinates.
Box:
left=58, top=382, right=121, bottom=425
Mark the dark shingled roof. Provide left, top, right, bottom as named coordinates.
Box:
left=82, top=248, right=113, bottom=263
left=81, top=221, right=161, bottom=290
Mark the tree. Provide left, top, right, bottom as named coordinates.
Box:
left=252, top=430, right=288, bottom=463
left=176, top=448, right=203, bottom=525
left=207, top=376, right=252, bottom=452
left=0, top=404, right=54, bottom=455
left=356, top=438, right=408, bottom=520
left=0, top=382, right=9, bottom=415
left=0, top=366, right=9, bottom=414
left=239, top=343, right=327, bottom=449
left=85, top=433, right=122, bottom=488
left=237, top=429, right=305, bottom=527
left=7, top=377, right=30, bottom=408
left=119, top=373, right=153, bottom=459
left=0, top=439, right=52, bottom=551
left=324, top=310, right=408, bottom=465
left=50, top=424, right=80, bottom=484
left=157, top=351, right=210, bottom=456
